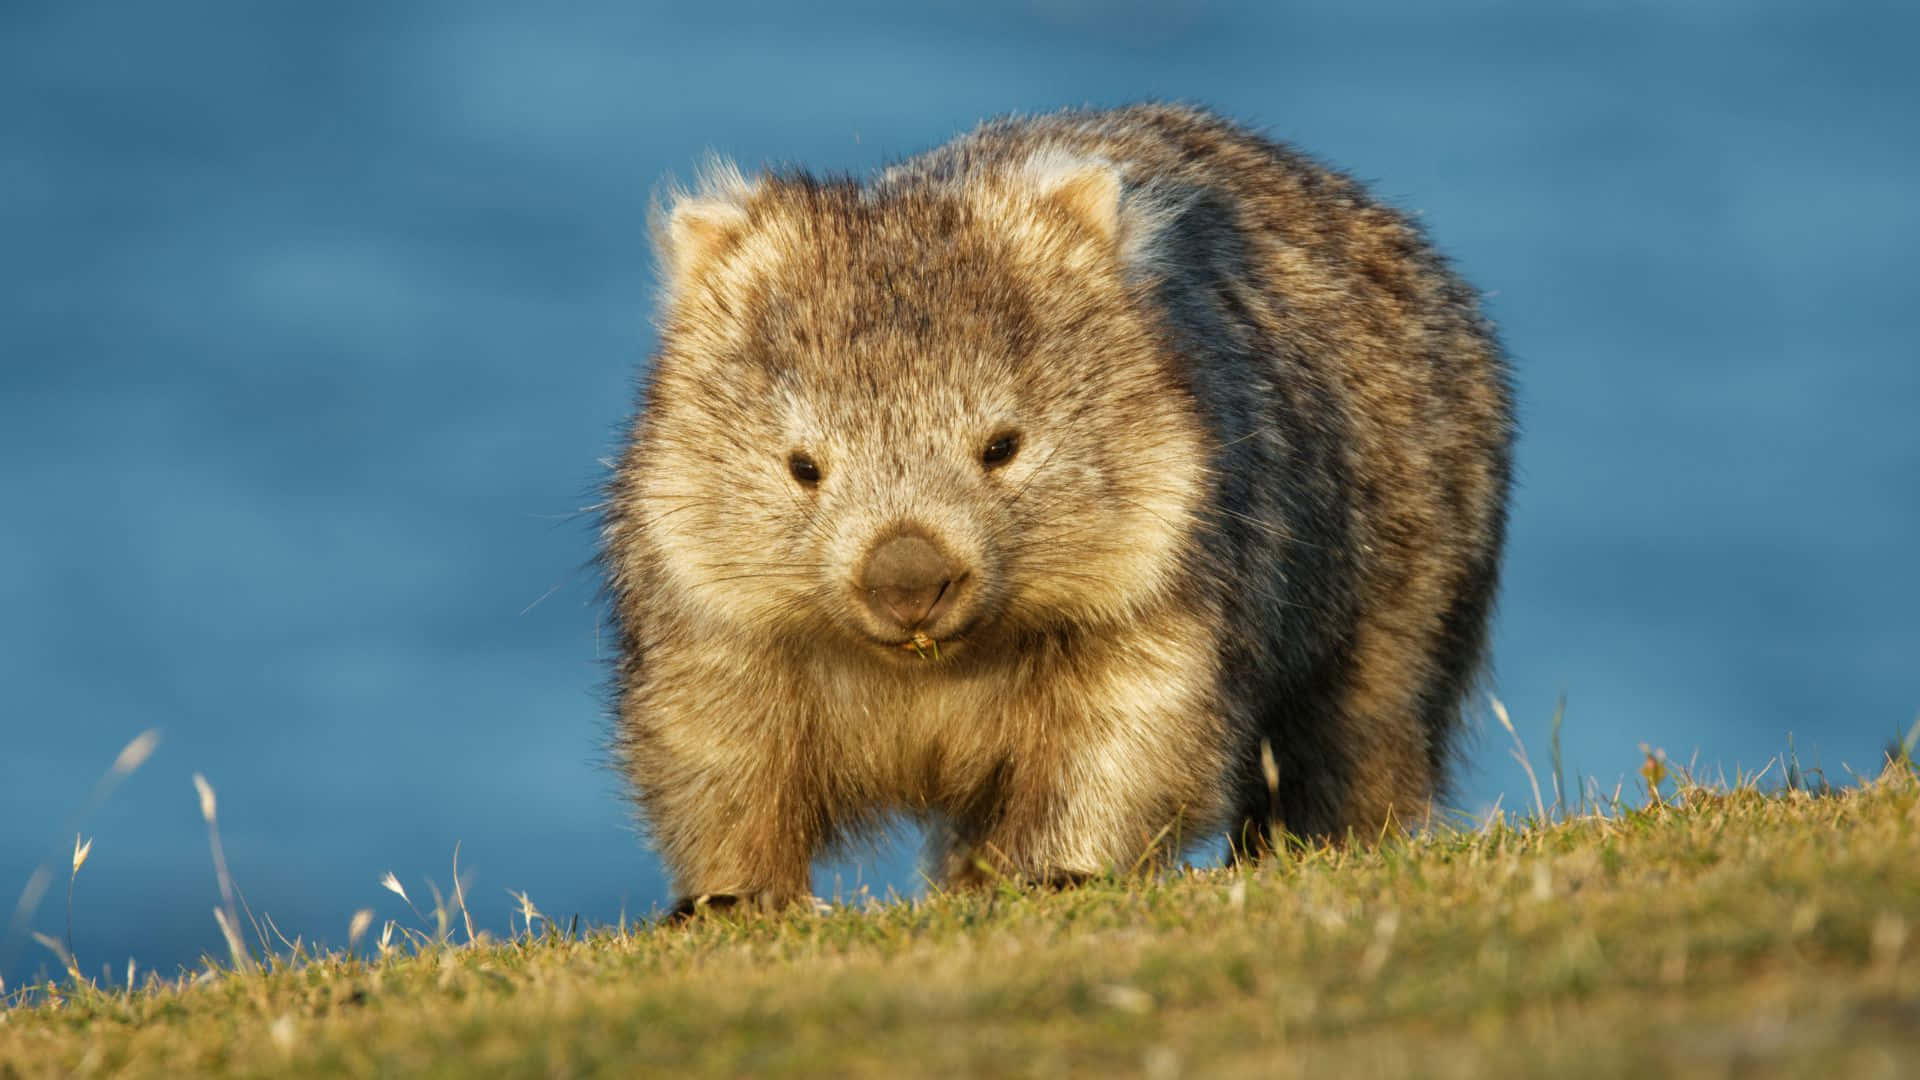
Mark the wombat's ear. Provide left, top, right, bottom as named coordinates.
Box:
left=653, top=160, right=756, bottom=292
left=1016, top=151, right=1124, bottom=243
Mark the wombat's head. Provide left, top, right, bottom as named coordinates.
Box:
left=610, top=153, right=1208, bottom=663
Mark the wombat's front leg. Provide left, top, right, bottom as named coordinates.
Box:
left=934, top=623, right=1233, bottom=890
left=626, top=689, right=825, bottom=917
left=934, top=774, right=1191, bottom=891
left=934, top=735, right=1224, bottom=891
left=644, top=764, right=819, bottom=916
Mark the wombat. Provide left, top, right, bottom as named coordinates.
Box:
left=603, top=104, right=1513, bottom=913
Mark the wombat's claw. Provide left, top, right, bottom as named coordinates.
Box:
left=666, top=893, right=741, bottom=922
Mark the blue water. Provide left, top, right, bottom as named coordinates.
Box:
left=4, top=2, right=1915, bottom=988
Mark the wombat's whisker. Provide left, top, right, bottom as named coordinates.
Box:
left=696, top=572, right=820, bottom=586
left=622, top=503, right=711, bottom=533
left=1000, top=411, right=1095, bottom=509
left=1185, top=504, right=1331, bottom=553
left=1094, top=492, right=1332, bottom=556
left=1203, top=429, right=1265, bottom=454
left=518, top=581, right=564, bottom=617
left=694, top=558, right=817, bottom=571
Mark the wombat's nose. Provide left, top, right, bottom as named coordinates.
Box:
left=860, top=531, right=963, bottom=632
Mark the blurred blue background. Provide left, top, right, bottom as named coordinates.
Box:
left=4, top=1, right=1915, bottom=989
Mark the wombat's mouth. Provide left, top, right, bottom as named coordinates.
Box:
left=899, top=631, right=942, bottom=660
left=866, top=622, right=979, bottom=662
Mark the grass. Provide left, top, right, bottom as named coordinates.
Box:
left=3, top=749, right=1918, bottom=1077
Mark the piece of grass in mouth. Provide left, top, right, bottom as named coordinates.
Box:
left=903, top=631, right=940, bottom=661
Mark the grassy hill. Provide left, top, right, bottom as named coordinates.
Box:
left=4, top=767, right=1917, bottom=1077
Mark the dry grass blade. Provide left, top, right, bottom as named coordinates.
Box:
left=27, top=931, right=77, bottom=982
left=1490, top=696, right=1547, bottom=822
left=64, top=836, right=91, bottom=970
left=424, top=880, right=451, bottom=943
left=379, top=873, right=410, bottom=906
left=380, top=872, right=429, bottom=927
left=1260, top=737, right=1281, bottom=851
left=212, top=907, right=254, bottom=975
left=3, top=729, right=161, bottom=977
left=508, top=890, right=546, bottom=939
left=451, top=843, right=476, bottom=946
left=110, top=730, right=161, bottom=777
left=347, top=910, right=375, bottom=952
left=192, top=773, right=217, bottom=825
left=191, top=773, right=254, bottom=974
left=1126, top=819, right=1180, bottom=878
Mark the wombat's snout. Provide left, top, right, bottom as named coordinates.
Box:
left=858, top=528, right=970, bottom=637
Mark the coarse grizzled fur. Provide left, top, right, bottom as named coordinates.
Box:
left=602, top=104, right=1513, bottom=913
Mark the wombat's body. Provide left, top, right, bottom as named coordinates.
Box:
left=604, top=105, right=1512, bottom=910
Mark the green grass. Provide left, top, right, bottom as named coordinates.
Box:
left=4, top=768, right=1918, bottom=1077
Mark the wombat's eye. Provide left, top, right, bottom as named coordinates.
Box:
left=981, top=433, right=1020, bottom=469
left=788, top=453, right=821, bottom=487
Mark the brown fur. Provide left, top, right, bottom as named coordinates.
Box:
left=603, top=105, right=1512, bottom=910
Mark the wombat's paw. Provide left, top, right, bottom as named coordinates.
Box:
left=943, top=855, right=1097, bottom=893
left=666, top=891, right=816, bottom=922
left=1038, top=870, right=1094, bottom=891
left=666, top=893, right=743, bottom=922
